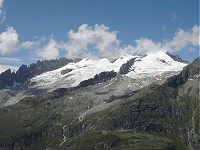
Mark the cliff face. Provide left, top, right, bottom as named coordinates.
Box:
left=119, top=58, right=136, bottom=74
left=28, top=58, right=73, bottom=77
left=0, top=69, right=15, bottom=88
left=0, top=58, right=73, bottom=89
left=79, top=71, right=117, bottom=87
left=15, top=65, right=30, bottom=83
left=165, top=57, right=199, bottom=87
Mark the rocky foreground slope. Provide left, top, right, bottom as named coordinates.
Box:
left=0, top=56, right=199, bottom=149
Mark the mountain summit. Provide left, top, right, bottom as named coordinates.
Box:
left=0, top=51, right=188, bottom=107
left=31, top=51, right=187, bottom=89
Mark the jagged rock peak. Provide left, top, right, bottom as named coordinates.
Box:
left=166, top=51, right=189, bottom=64
left=119, top=58, right=137, bottom=74
left=0, top=57, right=73, bottom=89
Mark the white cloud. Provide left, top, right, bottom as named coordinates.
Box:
left=0, top=0, right=4, bottom=8
left=0, top=27, right=20, bottom=54
left=62, top=24, right=199, bottom=59
left=35, top=38, right=60, bottom=60
left=1, top=24, right=198, bottom=62
left=21, top=41, right=35, bottom=49
left=133, top=38, right=162, bottom=53
left=121, top=39, right=163, bottom=55
left=0, top=0, right=5, bottom=23
left=63, top=24, right=120, bottom=58
left=122, top=25, right=199, bottom=55
left=163, top=25, right=200, bottom=52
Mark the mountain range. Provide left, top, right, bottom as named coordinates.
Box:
left=0, top=51, right=199, bottom=150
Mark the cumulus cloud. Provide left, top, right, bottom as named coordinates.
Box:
left=121, top=39, right=162, bottom=55
left=59, top=24, right=199, bottom=59
left=63, top=24, right=120, bottom=58
left=132, top=38, right=162, bottom=54
left=1, top=24, right=198, bottom=62
left=163, top=25, right=199, bottom=52
left=0, top=0, right=6, bottom=23
left=0, top=0, right=4, bottom=7
left=21, top=41, right=35, bottom=49
left=0, top=27, right=20, bottom=54
left=0, top=26, right=60, bottom=60
left=35, top=38, right=60, bottom=60
left=123, top=25, right=199, bottom=55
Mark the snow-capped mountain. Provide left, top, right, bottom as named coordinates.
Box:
left=31, top=54, right=135, bottom=89
left=0, top=51, right=188, bottom=107
left=31, top=51, right=187, bottom=90
left=126, top=51, right=187, bottom=79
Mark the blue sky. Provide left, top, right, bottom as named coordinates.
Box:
left=0, top=0, right=199, bottom=67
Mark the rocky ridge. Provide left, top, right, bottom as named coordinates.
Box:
left=166, top=51, right=189, bottom=64
left=0, top=58, right=73, bottom=89
left=119, top=58, right=136, bottom=74
left=165, top=57, right=199, bottom=87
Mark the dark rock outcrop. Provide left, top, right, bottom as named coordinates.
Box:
left=15, top=65, right=30, bottom=83
left=0, top=57, right=73, bottom=89
left=165, top=57, right=199, bottom=87
left=119, top=58, right=136, bottom=74
left=61, top=68, right=73, bottom=75
left=0, top=69, right=15, bottom=88
left=79, top=71, right=116, bottom=87
left=28, top=57, right=73, bottom=77
left=166, top=51, right=189, bottom=64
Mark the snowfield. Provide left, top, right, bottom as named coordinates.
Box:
left=31, top=51, right=187, bottom=90
left=31, top=54, right=135, bottom=89
left=126, top=51, right=187, bottom=79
